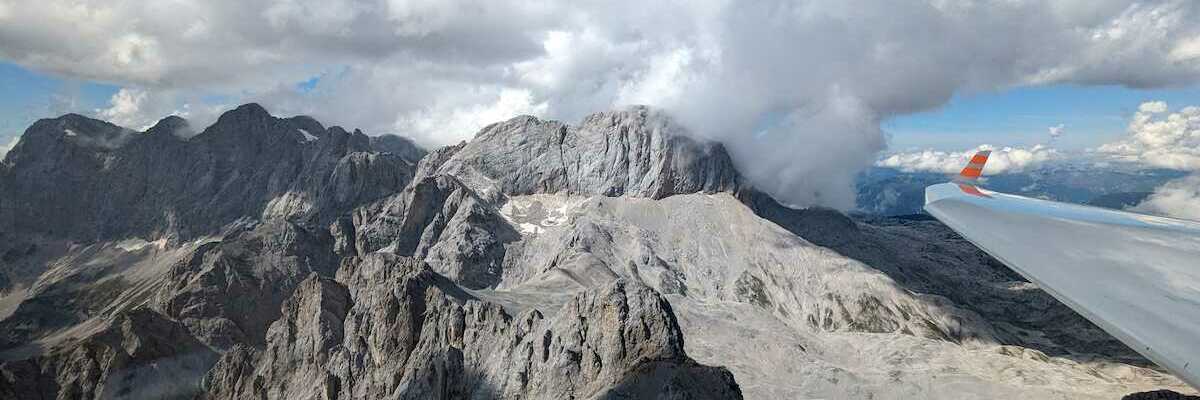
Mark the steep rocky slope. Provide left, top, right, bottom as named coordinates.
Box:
left=202, top=255, right=738, bottom=400
left=0, top=104, right=1191, bottom=399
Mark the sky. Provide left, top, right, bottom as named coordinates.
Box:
left=5, top=62, right=1198, bottom=153
left=2, top=0, right=1200, bottom=210
left=886, top=84, right=1200, bottom=151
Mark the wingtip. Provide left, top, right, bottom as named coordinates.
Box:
left=955, top=149, right=991, bottom=182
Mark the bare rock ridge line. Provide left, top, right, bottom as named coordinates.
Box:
left=0, top=104, right=747, bottom=399
left=0, top=103, right=424, bottom=243
left=0, top=102, right=1191, bottom=398
left=426, top=106, right=740, bottom=201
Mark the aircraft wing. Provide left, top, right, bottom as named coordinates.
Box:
left=924, top=151, right=1200, bottom=389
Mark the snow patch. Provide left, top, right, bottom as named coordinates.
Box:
left=114, top=238, right=167, bottom=253
left=377, top=242, right=399, bottom=254
left=298, top=128, right=318, bottom=142
left=64, top=128, right=79, bottom=137
left=499, top=194, right=588, bottom=235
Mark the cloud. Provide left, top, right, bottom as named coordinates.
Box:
left=1108, top=102, right=1200, bottom=221
left=96, top=88, right=227, bottom=131
left=1131, top=174, right=1200, bottom=220
left=1048, top=124, right=1066, bottom=139
left=0, top=135, right=18, bottom=160
left=1097, top=101, right=1200, bottom=170
left=397, top=88, right=549, bottom=144
left=97, top=88, right=150, bottom=129
left=3, top=1, right=1200, bottom=208
left=877, top=145, right=1060, bottom=175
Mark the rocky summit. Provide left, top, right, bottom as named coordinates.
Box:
left=0, top=104, right=1193, bottom=399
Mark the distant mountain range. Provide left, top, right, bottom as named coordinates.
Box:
left=856, top=166, right=1187, bottom=216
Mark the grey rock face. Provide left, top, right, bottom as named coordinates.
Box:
left=348, top=107, right=744, bottom=291
left=156, top=220, right=340, bottom=349
left=0, top=105, right=430, bottom=399
left=0, top=103, right=415, bottom=243
left=496, top=194, right=998, bottom=344
left=0, top=104, right=748, bottom=399
left=350, top=175, right=520, bottom=289
left=431, top=106, right=740, bottom=200
left=202, top=254, right=740, bottom=400
left=412, top=141, right=465, bottom=182
left=200, top=275, right=350, bottom=400
left=0, top=308, right=217, bottom=400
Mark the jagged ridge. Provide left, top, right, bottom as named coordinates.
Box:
left=0, top=103, right=420, bottom=243
left=0, top=104, right=749, bottom=399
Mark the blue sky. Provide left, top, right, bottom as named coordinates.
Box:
left=884, top=84, right=1200, bottom=152
left=3, top=61, right=1200, bottom=155
left=0, top=63, right=117, bottom=140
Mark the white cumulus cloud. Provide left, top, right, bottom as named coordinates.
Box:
left=1048, top=124, right=1066, bottom=139
left=96, top=88, right=150, bottom=129
left=877, top=145, right=1060, bottom=175
left=3, top=0, right=1200, bottom=208
left=1131, top=174, right=1200, bottom=221
left=96, top=88, right=226, bottom=131
left=1097, top=101, right=1200, bottom=170
left=1095, top=101, right=1200, bottom=221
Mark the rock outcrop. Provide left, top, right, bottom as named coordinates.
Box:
left=202, top=255, right=740, bottom=400
left=156, top=220, right=341, bottom=349
left=0, top=308, right=217, bottom=399
left=428, top=107, right=740, bottom=201
left=349, top=175, right=520, bottom=289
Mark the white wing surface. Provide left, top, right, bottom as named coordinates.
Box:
left=924, top=151, right=1200, bottom=389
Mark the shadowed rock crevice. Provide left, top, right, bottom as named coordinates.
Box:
left=1124, top=390, right=1200, bottom=400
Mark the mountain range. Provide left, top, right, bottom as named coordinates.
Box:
left=0, top=104, right=1193, bottom=399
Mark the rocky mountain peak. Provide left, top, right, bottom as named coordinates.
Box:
left=195, top=103, right=294, bottom=144
left=427, top=106, right=741, bottom=201
left=23, top=112, right=132, bottom=146
left=577, top=104, right=652, bottom=128
left=223, top=102, right=272, bottom=122
left=146, top=115, right=193, bottom=137
left=0, top=103, right=419, bottom=242
left=369, top=134, right=427, bottom=164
